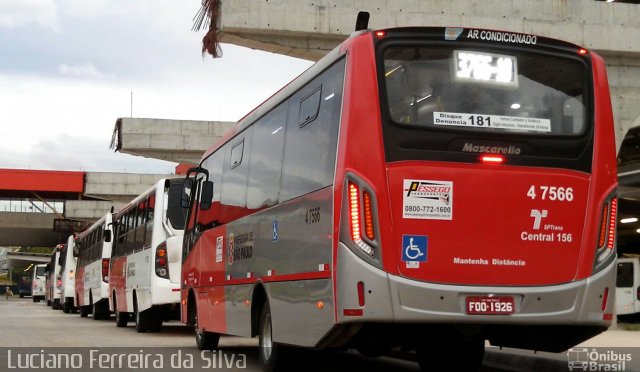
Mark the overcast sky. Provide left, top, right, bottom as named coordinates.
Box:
left=0, top=0, right=313, bottom=174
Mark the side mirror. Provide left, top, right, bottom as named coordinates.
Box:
left=104, top=230, right=112, bottom=243
left=181, top=178, right=193, bottom=209
left=200, top=181, right=214, bottom=211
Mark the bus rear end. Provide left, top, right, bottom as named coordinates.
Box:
left=334, top=27, right=617, bottom=369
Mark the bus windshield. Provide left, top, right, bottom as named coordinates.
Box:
left=382, top=45, right=587, bottom=135
left=167, top=181, right=187, bottom=230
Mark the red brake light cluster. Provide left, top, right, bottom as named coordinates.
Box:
left=594, top=196, right=617, bottom=272
left=101, top=258, right=110, bottom=283
left=155, top=242, right=169, bottom=279
left=347, top=181, right=378, bottom=258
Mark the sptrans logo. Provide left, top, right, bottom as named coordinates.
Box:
left=567, top=348, right=632, bottom=371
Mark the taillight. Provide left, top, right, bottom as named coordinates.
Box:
left=594, top=196, right=617, bottom=273
left=101, top=258, right=110, bottom=283
left=155, top=242, right=169, bottom=279
left=346, top=179, right=379, bottom=261
left=480, top=154, right=504, bottom=164
left=363, top=191, right=375, bottom=241
left=636, top=286, right=640, bottom=301
left=56, top=279, right=62, bottom=288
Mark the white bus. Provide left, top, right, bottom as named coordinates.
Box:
left=59, top=234, right=78, bottom=313
left=616, top=256, right=640, bottom=320
left=45, top=244, right=64, bottom=309
left=109, top=178, right=187, bottom=332
left=74, top=212, right=115, bottom=320
left=31, top=264, right=47, bottom=302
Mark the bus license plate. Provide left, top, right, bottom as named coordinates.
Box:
left=466, top=296, right=515, bottom=315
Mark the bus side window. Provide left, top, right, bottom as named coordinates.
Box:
left=280, top=58, right=346, bottom=202
left=247, top=104, right=286, bottom=210
left=220, top=132, right=251, bottom=222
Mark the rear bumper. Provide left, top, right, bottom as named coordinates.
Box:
left=337, top=242, right=614, bottom=326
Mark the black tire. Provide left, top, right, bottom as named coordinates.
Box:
left=52, top=299, right=60, bottom=310
left=114, top=296, right=129, bottom=327
left=259, top=303, right=296, bottom=372
left=33, top=297, right=37, bottom=303
left=149, top=308, right=163, bottom=333
left=47, top=299, right=52, bottom=306
left=62, top=298, right=72, bottom=314
left=194, top=300, right=219, bottom=350
left=80, top=306, right=89, bottom=318
left=93, top=301, right=106, bottom=320
left=134, top=298, right=150, bottom=333
left=416, top=333, right=485, bottom=372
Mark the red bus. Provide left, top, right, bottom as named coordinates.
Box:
left=181, top=27, right=618, bottom=371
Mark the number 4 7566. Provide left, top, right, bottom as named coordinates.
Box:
left=527, top=186, right=574, bottom=202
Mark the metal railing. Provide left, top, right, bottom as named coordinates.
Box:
left=0, top=199, right=64, bottom=214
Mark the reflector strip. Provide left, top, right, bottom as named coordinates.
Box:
left=601, top=287, right=609, bottom=311
left=343, top=309, right=363, bottom=316
left=357, top=281, right=365, bottom=307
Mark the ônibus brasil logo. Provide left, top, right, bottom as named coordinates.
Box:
left=566, top=348, right=632, bottom=371
left=406, top=181, right=450, bottom=205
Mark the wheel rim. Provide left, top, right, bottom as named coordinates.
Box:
left=261, top=312, right=273, bottom=362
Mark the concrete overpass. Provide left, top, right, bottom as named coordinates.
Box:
left=0, top=118, right=232, bottom=250
left=210, top=0, right=640, bottom=150
left=111, top=117, right=235, bottom=165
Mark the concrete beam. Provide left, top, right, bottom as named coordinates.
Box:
left=218, top=0, right=640, bottom=61
left=64, top=200, right=126, bottom=220
left=216, top=0, right=640, bottom=149
left=0, top=213, right=63, bottom=247
left=84, top=172, right=170, bottom=202
left=113, top=118, right=235, bottom=164
left=6, top=252, right=50, bottom=268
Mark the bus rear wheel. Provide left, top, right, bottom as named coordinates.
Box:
left=114, top=296, right=129, bottom=327
left=79, top=305, right=90, bottom=318
left=194, top=303, right=219, bottom=350
left=93, top=301, right=107, bottom=320
left=134, top=299, right=151, bottom=333
left=259, top=303, right=295, bottom=372
left=62, top=298, right=73, bottom=314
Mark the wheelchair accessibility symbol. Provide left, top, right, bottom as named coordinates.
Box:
left=402, top=235, right=428, bottom=262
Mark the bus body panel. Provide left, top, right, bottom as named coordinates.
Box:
left=185, top=188, right=336, bottom=345
left=616, top=257, right=640, bottom=316
left=387, top=162, right=590, bottom=285
left=110, top=256, right=128, bottom=312
left=59, top=235, right=77, bottom=307
left=75, top=266, right=86, bottom=307
left=32, top=264, right=47, bottom=300
left=46, top=247, right=62, bottom=306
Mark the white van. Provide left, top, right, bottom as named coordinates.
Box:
left=32, top=264, right=47, bottom=302
left=616, top=256, right=640, bottom=318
